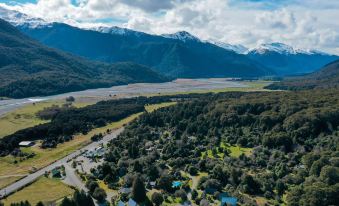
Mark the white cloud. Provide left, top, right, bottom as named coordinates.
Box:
left=1, top=0, right=338, bottom=54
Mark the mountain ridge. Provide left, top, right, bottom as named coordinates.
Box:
left=0, top=6, right=273, bottom=78
left=265, top=59, right=339, bottom=90
left=0, top=18, right=168, bottom=98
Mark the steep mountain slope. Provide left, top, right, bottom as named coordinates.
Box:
left=247, top=43, right=338, bottom=75
left=266, top=60, right=339, bottom=90
left=0, top=7, right=273, bottom=78
left=0, top=19, right=167, bottom=98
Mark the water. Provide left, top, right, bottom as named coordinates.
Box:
left=0, top=78, right=247, bottom=116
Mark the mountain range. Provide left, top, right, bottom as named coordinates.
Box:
left=1, top=7, right=338, bottom=78
left=0, top=18, right=167, bottom=98
left=1, top=7, right=337, bottom=77
left=247, top=42, right=338, bottom=75
left=266, top=59, right=339, bottom=90
left=0, top=7, right=273, bottom=78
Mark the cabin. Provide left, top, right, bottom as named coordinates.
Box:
left=119, top=187, right=132, bottom=195
left=118, top=201, right=125, bottom=206
left=220, top=193, right=237, bottom=206
left=128, top=198, right=138, bottom=206
left=19, top=141, right=35, bottom=147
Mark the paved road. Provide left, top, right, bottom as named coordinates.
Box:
left=0, top=127, right=124, bottom=199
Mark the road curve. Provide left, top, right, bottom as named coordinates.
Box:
left=0, top=127, right=124, bottom=199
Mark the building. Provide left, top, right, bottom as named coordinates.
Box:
left=220, top=193, right=237, bottom=206
left=19, top=141, right=35, bottom=147
left=128, top=198, right=138, bottom=206
left=119, top=187, right=132, bottom=195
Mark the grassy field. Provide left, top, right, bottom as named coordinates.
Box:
left=0, top=102, right=176, bottom=189
left=0, top=100, right=92, bottom=139
left=202, top=142, right=252, bottom=159
left=145, top=102, right=177, bottom=112
left=2, top=177, right=74, bottom=206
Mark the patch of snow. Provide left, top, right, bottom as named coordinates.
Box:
left=0, top=6, right=50, bottom=28
left=162, top=31, right=201, bottom=42
left=208, top=40, right=248, bottom=54
left=247, top=42, right=331, bottom=55
left=93, top=26, right=146, bottom=37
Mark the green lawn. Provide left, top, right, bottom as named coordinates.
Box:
left=0, top=100, right=93, bottom=139
left=202, top=143, right=253, bottom=159
left=2, top=177, right=74, bottom=206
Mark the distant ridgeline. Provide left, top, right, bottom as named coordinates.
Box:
left=266, top=60, right=339, bottom=90
left=92, top=89, right=339, bottom=205
left=0, top=19, right=168, bottom=98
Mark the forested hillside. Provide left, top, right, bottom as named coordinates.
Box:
left=92, top=89, right=339, bottom=205
left=0, top=19, right=167, bottom=98
left=266, top=60, right=339, bottom=90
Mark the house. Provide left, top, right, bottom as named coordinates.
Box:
left=117, top=200, right=125, bottom=206
left=119, top=187, right=132, bottom=195
left=19, top=141, right=35, bottom=147
left=220, top=197, right=237, bottom=206
left=128, top=198, right=137, bottom=206
left=147, top=181, right=156, bottom=189
left=220, top=193, right=237, bottom=206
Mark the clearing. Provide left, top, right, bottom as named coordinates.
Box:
left=0, top=100, right=92, bottom=139
left=2, top=177, right=74, bottom=206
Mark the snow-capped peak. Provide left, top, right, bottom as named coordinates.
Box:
left=247, top=42, right=330, bottom=55
left=162, top=31, right=201, bottom=42
left=249, top=42, right=296, bottom=54
left=208, top=40, right=248, bottom=54
left=0, top=6, right=50, bottom=28
left=94, top=26, right=146, bottom=37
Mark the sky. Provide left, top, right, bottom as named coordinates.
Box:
left=0, top=0, right=338, bottom=54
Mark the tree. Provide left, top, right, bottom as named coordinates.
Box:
left=175, top=189, right=187, bottom=202
left=35, top=202, right=44, bottom=206
left=86, top=180, right=99, bottom=194
left=275, top=180, right=286, bottom=196
left=158, top=174, right=173, bottom=192
left=241, top=175, right=261, bottom=195
left=73, top=190, right=95, bottom=206
left=191, top=189, right=199, bottom=200
left=92, top=187, right=107, bottom=203
left=320, top=166, right=339, bottom=185
left=66, top=96, right=75, bottom=102
left=151, top=192, right=164, bottom=206
left=60, top=197, right=75, bottom=206
left=132, top=176, right=147, bottom=203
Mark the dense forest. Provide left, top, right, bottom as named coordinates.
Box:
left=266, top=60, right=339, bottom=90
left=0, top=19, right=167, bottom=98
left=90, top=89, right=339, bottom=205
left=0, top=94, right=209, bottom=156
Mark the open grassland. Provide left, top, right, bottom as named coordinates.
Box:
left=2, top=177, right=74, bottom=206
left=145, top=102, right=177, bottom=112
left=0, top=100, right=93, bottom=139
left=202, top=143, right=252, bottom=159
left=0, top=102, right=176, bottom=189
